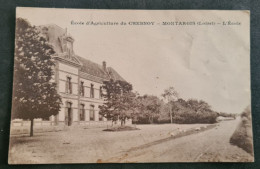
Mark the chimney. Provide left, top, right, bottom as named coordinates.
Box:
left=102, top=61, right=107, bottom=71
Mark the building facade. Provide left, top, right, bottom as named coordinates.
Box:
left=40, top=24, right=129, bottom=126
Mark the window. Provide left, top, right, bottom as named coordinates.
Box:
left=90, top=84, right=94, bottom=98
left=54, top=114, right=58, bottom=125
left=79, top=104, right=85, bottom=121
left=99, top=114, right=103, bottom=121
left=99, top=86, right=103, bottom=99
left=80, top=81, right=84, bottom=96
left=90, top=105, right=95, bottom=121
left=66, top=77, right=72, bottom=94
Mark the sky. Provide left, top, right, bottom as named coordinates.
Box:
left=17, top=8, right=250, bottom=114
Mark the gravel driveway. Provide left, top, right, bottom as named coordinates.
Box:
left=9, top=123, right=210, bottom=164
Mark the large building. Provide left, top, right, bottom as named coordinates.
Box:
left=40, top=24, right=129, bottom=126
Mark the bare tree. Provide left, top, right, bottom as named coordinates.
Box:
left=162, top=87, right=179, bottom=123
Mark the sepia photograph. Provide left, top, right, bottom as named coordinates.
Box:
left=8, top=8, right=253, bottom=163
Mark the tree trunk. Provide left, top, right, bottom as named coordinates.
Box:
left=121, top=118, right=126, bottom=126
left=149, top=116, right=153, bottom=124
left=121, top=120, right=125, bottom=126
left=30, top=119, right=34, bottom=137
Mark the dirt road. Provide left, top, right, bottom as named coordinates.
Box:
left=9, top=118, right=253, bottom=164
left=105, top=118, right=253, bottom=162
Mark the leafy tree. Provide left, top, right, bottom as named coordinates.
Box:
left=134, top=95, right=163, bottom=124
left=12, top=18, right=62, bottom=136
left=99, top=79, right=136, bottom=126
left=162, top=87, right=179, bottom=123
left=187, top=99, right=211, bottom=112
left=158, top=98, right=218, bottom=124
left=172, top=99, right=217, bottom=124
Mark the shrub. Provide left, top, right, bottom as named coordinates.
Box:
left=170, top=99, right=218, bottom=124
left=157, top=117, right=171, bottom=124
left=230, top=106, right=253, bottom=155
left=134, top=116, right=159, bottom=124
left=172, top=110, right=218, bottom=124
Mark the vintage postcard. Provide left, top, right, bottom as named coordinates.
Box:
left=9, top=8, right=253, bottom=163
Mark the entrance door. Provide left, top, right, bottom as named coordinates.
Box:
left=66, top=102, right=73, bottom=126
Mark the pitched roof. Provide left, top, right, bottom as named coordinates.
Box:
left=107, top=67, right=126, bottom=81
left=76, top=55, right=125, bottom=82
left=40, top=24, right=126, bottom=82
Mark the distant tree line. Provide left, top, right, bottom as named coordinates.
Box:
left=133, top=98, right=219, bottom=124
left=157, top=98, right=218, bottom=124
left=99, top=82, right=222, bottom=125
left=218, top=112, right=236, bottom=119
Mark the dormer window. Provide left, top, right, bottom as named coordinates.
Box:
left=59, top=34, right=75, bottom=58
left=66, top=40, right=73, bottom=56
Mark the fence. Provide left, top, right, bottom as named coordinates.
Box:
left=10, top=119, right=132, bottom=135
